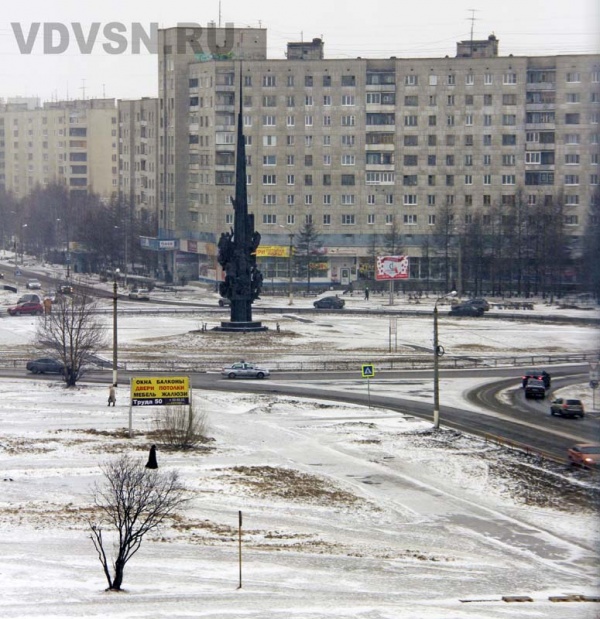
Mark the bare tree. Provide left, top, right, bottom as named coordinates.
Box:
left=35, top=288, right=106, bottom=386
left=89, top=455, right=188, bottom=591
left=152, top=403, right=209, bottom=450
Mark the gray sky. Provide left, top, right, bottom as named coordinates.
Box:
left=1, top=0, right=598, bottom=102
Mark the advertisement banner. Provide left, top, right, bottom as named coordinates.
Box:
left=255, top=245, right=290, bottom=258
left=130, top=376, right=190, bottom=406
left=375, top=255, right=410, bottom=281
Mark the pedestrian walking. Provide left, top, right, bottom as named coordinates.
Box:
left=364, top=287, right=370, bottom=301
left=108, top=384, right=116, bottom=407
left=146, top=445, right=158, bottom=469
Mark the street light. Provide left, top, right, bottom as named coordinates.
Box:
left=433, top=290, right=457, bottom=429
left=279, top=225, right=294, bottom=306
left=112, top=268, right=120, bottom=386
left=21, top=224, right=28, bottom=265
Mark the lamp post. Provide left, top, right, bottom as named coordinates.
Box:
left=433, top=290, right=457, bottom=429
left=20, top=224, right=28, bottom=265
left=112, top=268, right=120, bottom=386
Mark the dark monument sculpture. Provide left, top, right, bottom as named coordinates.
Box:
left=215, top=74, right=266, bottom=332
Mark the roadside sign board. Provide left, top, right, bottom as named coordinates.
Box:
left=361, top=364, right=375, bottom=378
left=589, top=362, right=599, bottom=382
left=131, top=376, right=190, bottom=406
left=590, top=380, right=599, bottom=390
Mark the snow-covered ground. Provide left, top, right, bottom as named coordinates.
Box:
left=0, top=257, right=599, bottom=618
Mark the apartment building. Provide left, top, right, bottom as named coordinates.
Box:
left=151, top=28, right=599, bottom=284
left=0, top=98, right=118, bottom=199
left=118, top=97, right=160, bottom=221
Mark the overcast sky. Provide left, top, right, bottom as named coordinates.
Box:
left=1, top=0, right=598, bottom=103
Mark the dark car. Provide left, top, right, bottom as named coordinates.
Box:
left=550, top=398, right=585, bottom=418
left=463, top=298, right=490, bottom=312
left=7, top=301, right=44, bottom=316
left=522, top=369, right=551, bottom=389
left=57, top=284, right=73, bottom=295
left=449, top=304, right=484, bottom=317
left=524, top=379, right=546, bottom=399
left=26, top=358, right=65, bottom=375
left=17, top=293, right=42, bottom=304
left=313, top=296, right=345, bottom=309
left=568, top=444, right=600, bottom=467
left=218, top=297, right=231, bottom=307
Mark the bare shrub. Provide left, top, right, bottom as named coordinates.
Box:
left=152, top=403, right=209, bottom=450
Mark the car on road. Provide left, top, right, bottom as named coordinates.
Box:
left=522, top=369, right=551, bottom=389
left=26, top=279, right=42, bottom=290
left=56, top=284, right=73, bottom=295
left=524, top=379, right=546, bottom=399
left=568, top=443, right=600, bottom=467
left=7, top=301, right=44, bottom=316
left=0, top=272, right=4, bottom=279
left=550, top=398, right=585, bottom=418
left=221, top=361, right=270, bottom=379
left=218, top=297, right=231, bottom=306
left=462, top=298, right=490, bottom=312
left=26, top=358, right=65, bottom=375
left=313, top=296, right=345, bottom=309
left=449, top=303, right=484, bottom=317
left=128, top=288, right=150, bottom=301
left=17, top=293, right=42, bottom=304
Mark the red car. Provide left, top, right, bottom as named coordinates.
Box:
left=7, top=301, right=44, bottom=316
left=568, top=444, right=600, bottom=468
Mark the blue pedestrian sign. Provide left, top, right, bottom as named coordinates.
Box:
left=361, top=364, right=375, bottom=378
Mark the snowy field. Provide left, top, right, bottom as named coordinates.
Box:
left=0, top=261, right=599, bottom=617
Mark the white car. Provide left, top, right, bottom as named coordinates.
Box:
left=221, top=361, right=270, bottom=379
left=128, top=288, right=150, bottom=301
left=26, top=279, right=42, bottom=290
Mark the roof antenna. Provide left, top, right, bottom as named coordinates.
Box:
left=219, top=1, right=222, bottom=28
left=468, top=9, right=478, bottom=51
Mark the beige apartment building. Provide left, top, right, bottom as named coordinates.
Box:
left=152, top=26, right=600, bottom=285
left=0, top=98, right=118, bottom=199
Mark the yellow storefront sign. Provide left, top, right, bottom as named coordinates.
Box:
left=130, top=376, right=190, bottom=406
left=255, top=245, right=290, bottom=258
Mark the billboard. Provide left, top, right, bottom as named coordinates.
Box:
left=130, top=376, right=190, bottom=406
left=375, top=255, right=410, bottom=281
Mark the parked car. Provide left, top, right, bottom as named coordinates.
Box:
left=26, top=357, right=65, bottom=375
left=313, top=296, right=345, bottom=309
left=463, top=298, right=490, bottom=312
left=218, top=297, right=231, bottom=307
left=568, top=443, right=600, bottom=468
left=56, top=284, right=73, bottom=295
left=7, top=301, right=44, bottom=316
left=129, top=288, right=150, bottom=301
left=449, top=304, right=484, bottom=317
left=26, top=279, right=41, bottom=290
left=524, top=379, right=546, bottom=399
left=522, top=369, right=551, bottom=389
left=550, top=398, right=585, bottom=418
left=221, top=361, right=270, bottom=379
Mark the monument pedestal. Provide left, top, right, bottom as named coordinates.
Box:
left=214, top=321, right=268, bottom=332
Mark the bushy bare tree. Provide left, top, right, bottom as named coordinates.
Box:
left=89, top=455, right=188, bottom=591
left=35, top=288, right=106, bottom=386
left=152, top=403, right=209, bottom=449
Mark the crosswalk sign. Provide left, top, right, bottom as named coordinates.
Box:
left=361, top=364, right=375, bottom=378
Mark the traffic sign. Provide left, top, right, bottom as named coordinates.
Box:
left=589, top=362, right=599, bottom=382
left=361, top=364, right=375, bottom=378
left=590, top=380, right=599, bottom=390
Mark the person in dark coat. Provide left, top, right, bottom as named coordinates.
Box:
left=146, top=445, right=158, bottom=469
left=108, top=384, right=116, bottom=407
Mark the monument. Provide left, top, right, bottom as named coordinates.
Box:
left=215, top=73, right=266, bottom=332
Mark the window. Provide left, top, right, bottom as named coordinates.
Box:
left=502, top=154, right=516, bottom=166
left=385, top=194, right=394, bottom=205
left=502, top=114, right=516, bottom=126
left=286, top=95, right=295, bottom=107
left=446, top=175, right=454, bottom=186
left=322, top=115, right=331, bottom=126
left=263, top=135, right=277, bottom=146
left=484, top=174, right=492, bottom=185
left=404, top=155, right=418, bottom=166
left=447, top=74, right=455, bottom=86
left=287, top=154, right=295, bottom=166
left=567, top=93, right=581, bottom=103
left=428, top=214, right=436, bottom=225
left=262, top=95, right=276, bottom=107
left=428, top=155, right=437, bottom=166
left=286, top=115, right=295, bottom=127
left=484, top=94, right=493, bottom=105
left=286, top=174, right=295, bottom=185
left=404, top=95, right=418, bottom=106
left=447, top=115, right=455, bottom=126
left=447, top=95, right=455, bottom=106
left=341, top=174, right=356, bottom=186
left=341, top=214, right=356, bottom=225
left=385, top=214, right=394, bottom=225
left=404, top=194, right=418, bottom=205
left=341, top=154, right=356, bottom=165
left=564, top=175, right=579, bottom=185
left=305, top=135, right=313, bottom=147
left=565, top=195, right=579, bottom=206
left=262, top=115, right=276, bottom=126
left=428, top=115, right=437, bottom=127
left=404, top=115, right=418, bottom=127
left=305, top=95, right=313, bottom=106
left=526, top=152, right=541, bottom=164
left=446, top=135, right=455, bottom=147
left=342, top=95, right=355, bottom=106
left=262, top=213, right=277, bottom=224
left=263, top=155, right=276, bottom=165
left=262, top=174, right=277, bottom=185
left=564, top=215, right=579, bottom=225
left=484, top=73, right=493, bottom=85
left=428, top=195, right=436, bottom=206
left=565, top=154, right=580, bottom=165
left=305, top=115, right=313, bottom=126
left=428, top=175, right=436, bottom=186
left=403, top=214, right=417, bottom=225
left=342, top=115, right=356, bottom=126
left=502, top=134, right=517, bottom=146
left=465, top=154, right=473, bottom=166
left=565, top=113, right=580, bottom=125
left=304, top=75, right=313, bottom=87
left=446, top=154, right=455, bottom=165
left=484, top=114, right=493, bottom=126
left=404, top=74, right=418, bottom=86
left=323, top=194, right=332, bottom=204
left=591, top=174, right=599, bottom=185
left=428, top=135, right=437, bottom=146
left=341, top=194, right=355, bottom=205
left=429, top=75, right=438, bottom=86
left=465, top=73, right=474, bottom=86
left=367, top=214, right=375, bottom=225
left=483, top=154, right=492, bottom=165
left=566, top=72, right=581, bottom=83
left=305, top=194, right=313, bottom=205
left=502, top=174, right=516, bottom=185
left=341, top=75, right=356, bottom=86
left=464, top=175, right=473, bottom=185
left=304, top=174, right=313, bottom=186
left=429, top=95, right=437, bottom=106
left=465, top=114, right=473, bottom=126
left=323, top=154, right=332, bottom=165
left=323, top=95, right=331, bottom=106
left=287, top=195, right=295, bottom=206
left=565, top=133, right=580, bottom=144
left=323, top=214, right=332, bottom=225
left=262, top=75, right=276, bottom=87
left=503, top=73, right=517, bottom=84
left=323, top=135, right=331, bottom=146
left=403, top=175, right=418, bottom=186
left=263, top=195, right=276, bottom=205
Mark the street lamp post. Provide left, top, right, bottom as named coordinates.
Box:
left=21, top=224, right=28, bottom=265
left=433, top=290, right=457, bottom=429
left=112, top=268, right=120, bottom=386
left=279, top=225, right=294, bottom=306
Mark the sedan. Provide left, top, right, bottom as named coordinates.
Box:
left=550, top=398, right=584, bottom=418
left=221, top=361, right=270, bottom=379
left=449, top=304, right=484, bottom=317
left=26, top=358, right=65, bottom=375
left=26, top=279, right=42, bottom=290
left=129, top=288, right=150, bottom=301
left=8, top=301, right=44, bottom=316
left=568, top=444, right=600, bottom=468
left=313, top=296, right=345, bottom=309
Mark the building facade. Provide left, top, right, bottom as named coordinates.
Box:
left=0, top=98, right=119, bottom=199
left=152, top=28, right=600, bottom=285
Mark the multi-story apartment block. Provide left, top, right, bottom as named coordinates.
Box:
left=118, top=98, right=160, bottom=222
left=149, top=27, right=599, bottom=285
left=0, top=98, right=118, bottom=198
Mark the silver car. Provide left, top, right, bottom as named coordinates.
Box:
left=221, top=361, right=270, bottom=379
